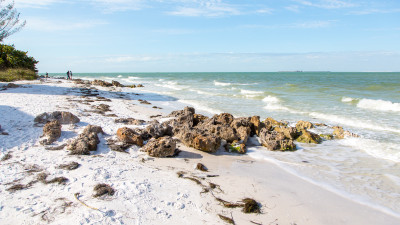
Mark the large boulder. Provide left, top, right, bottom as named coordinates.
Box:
left=296, top=120, right=314, bottom=131
left=142, top=137, right=176, bottom=157
left=67, top=125, right=103, bottom=155
left=116, top=127, right=144, bottom=146
left=34, top=111, right=80, bottom=124
left=143, top=121, right=172, bottom=139
left=259, top=128, right=296, bottom=151
left=264, top=117, right=287, bottom=130
left=40, top=120, right=62, bottom=145
left=176, top=127, right=221, bottom=153
left=208, top=124, right=238, bottom=143
left=296, top=129, right=321, bottom=144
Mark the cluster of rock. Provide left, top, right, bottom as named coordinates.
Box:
left=35, top=107, right=358, bottom=157
left=88, top=79, right=144, bottom=88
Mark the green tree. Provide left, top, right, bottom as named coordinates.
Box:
left=0, top=0, right=26, bottom=42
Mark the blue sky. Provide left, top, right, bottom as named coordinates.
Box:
left=5, top=0, right=400, bottom=72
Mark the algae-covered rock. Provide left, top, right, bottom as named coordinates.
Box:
left=296, top=129, right=321, bottom=144
left=320, top=134, right=334, bottom=140
left=227, top=142, right=247, bottom=154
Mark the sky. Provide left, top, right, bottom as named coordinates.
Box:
left=3, top=0, right=400, bottom=72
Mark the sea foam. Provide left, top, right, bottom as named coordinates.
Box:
left=214, top=81, right=231, bottom=86
left=357, top=99, right=400, bottom=112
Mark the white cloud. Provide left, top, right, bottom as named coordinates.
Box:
left=167, top=0, right=241, bottom=17
left=14, top=0, right=64, bottom=8
left=294, top=0, right=356, bottom=9
left=89, top=0, right=147, bottom=13
left=26, top=18, right=108, bottom=31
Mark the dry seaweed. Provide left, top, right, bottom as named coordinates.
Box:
left=6, top=184, right=27, bottom=192
left=45, top=144, right=67, bottom=151
left=242, top=198, right=261, bottom=214
left=176, top=171, right=186, bottom=178
left=1, top=152, right=12, bottom=161
left=196, top=163, right=208, bottom=172
left=47, top=177, right=69, bottom=185
left=218, top=214, right=235, bottom=224
left=215, top=197, right=244, bottom=208
left=58, top=161, right=80, bottom=170
left=93, top=183, right=115, bottom=198
left=25, top=164, right=43, bottom=173
left=183, top=177, right=202, bottom=185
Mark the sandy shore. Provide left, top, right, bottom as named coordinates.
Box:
left=1, top=78, right=399, bottom=225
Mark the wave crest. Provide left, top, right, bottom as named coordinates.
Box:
left=357, top=99, right=400, bottom=112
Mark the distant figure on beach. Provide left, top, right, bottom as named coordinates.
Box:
left=66, top=71, right=70, bottom=80
left=70, top=71, right=73, bottom=80
left=45, top=72, right=48, bottom=78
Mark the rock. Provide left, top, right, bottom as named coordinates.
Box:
left=250, top=116, right=263, bottom=136
left=264, top=117, right=287, bottom=129
left=40, top=120, right=62, bottom=145
left=167, top=107, right=195, bottom=129
left=227, top=142, right=247, bottom=154
left=296, top=129, right=321, bottom=144
left=34, top=111, right=80, bottom=124
left=142, top=137, right=176, bottom=157
left=67, top=125, right=103, bottom=155
left=196, top=163, right=208, bottom=171
left=116, top=127, right=144, bottom=146
left=333, top=126, right=359, bottom=139
left=208, top=124, right=238, bottom=143
left=236, top=126, right=251, bottom=144
left=114, top=118, right=145, bottom=125
left=112, top=80, right=123, bottom=87
left=176, top=127, right=221, bottom=153
left=139, top=100, right=151, bottom=105
left=273, top=126, right=298, bottom=139
left=296, top=120, right=314, bottom=131
left=143, top=121, right=172, bottom=139
left=193, top=114, right=208, bottom=126
left=137, top=84, right=144, bottom=87
left=6, top=83, right=19, bottom=88
left=320, top=134, right=334, bottom=140
left=213, top=113, right=234, bottom=125
left=231, top=117, right=251, bottom=129
left=92, top=79, right=112, bottom=87
left=259, top=128, right=296, bottom=151
left=93, top=104, right=111, bottom=113
left=193, top=134, right=221, bottom=153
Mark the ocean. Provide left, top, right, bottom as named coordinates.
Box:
left=66, top=72, right=400, bottom=217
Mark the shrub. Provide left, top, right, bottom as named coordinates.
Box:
left=0, top=44, right=38, bottom=71
left=0, top=68, right=38, bottom=82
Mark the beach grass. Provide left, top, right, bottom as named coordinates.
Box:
left=0, top=68, right=38, bottom=82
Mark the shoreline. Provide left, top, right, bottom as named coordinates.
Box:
left=1, top=78, right=399, bottom=224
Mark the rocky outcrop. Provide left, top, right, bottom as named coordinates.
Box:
left=333, top=126, right=359, bottom=139
left=112, top=80, right=123, bottom=87
left=67, top=125, right=103, bottom=155
left=296, top=129, right=321, bottom=144
left=116, top=127, right=144, bottom=146
left=141, top=137, right=176, bottom=157
left=40, top=120, right=62, bottom=145
left=92, top=80, right=113, bottom=87
left=34, top=111, right=80, bottom=124
left=213, top=113, right=234, bottom=125
left=296, top=120, right=314, bottom=131
left=259, top=128, right=296, bottom=151
left=264, top=117, right=287, bottom=129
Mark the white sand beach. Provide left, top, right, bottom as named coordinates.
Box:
left=1, top=78, right=399, bottom=225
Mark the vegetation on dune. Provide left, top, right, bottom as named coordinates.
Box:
left=0, top=2, right=38, bottom=82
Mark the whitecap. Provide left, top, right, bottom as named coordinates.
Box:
left=178, top=99, right=223, bottom=115
left=309, top=112, right=400, bottom=134
left=214, top=81, right=231, bottom=86
left=262, top=95, right=280, bottom=103
left=357, top=99, right=400, bottom=112
left=339, top=138, right=400, bottom=163
left=240, top=89, right=263, bottom=95
left=117, top=75, right=123, bottom=78
left=341, top=97, right=359, bottom=103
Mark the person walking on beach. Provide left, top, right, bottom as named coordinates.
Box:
left=66, top=71, right=70, bottom=80
left=70, top=71, right=73, bottom=80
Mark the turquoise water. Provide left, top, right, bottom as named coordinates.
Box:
left=65, top=72, right=400, bottom=216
